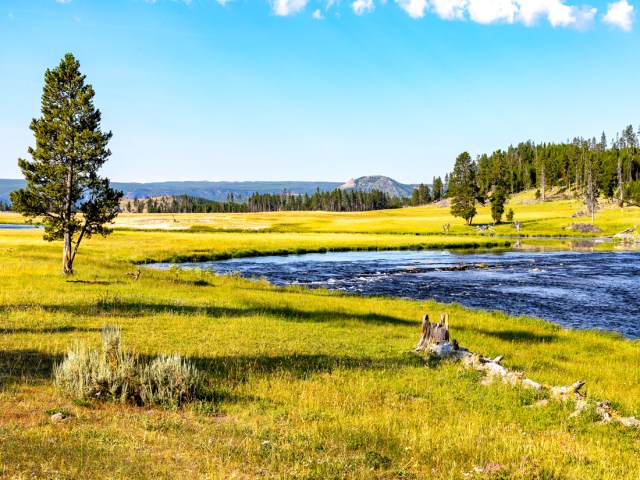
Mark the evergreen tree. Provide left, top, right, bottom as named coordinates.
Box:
left=10, top=54, right=122, bottom=275
left=490, top=186, right=506, bottom=224
left=449, top=152, right=478, bottom=225
left=432, top=176, right=443, bottom=201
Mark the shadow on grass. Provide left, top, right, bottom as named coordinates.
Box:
left=456, top=325, right=557, bottom=344
left=35, top=301, right=415, bottom=326
left=1, top=326, right=102, bottom=335
left=0, top=350, right=62, bottom=381
left=189, top=352, right=425, bottom=383
left=0, top=348, right=425, bottom=386
left=66, top=279, right=117, bottom=285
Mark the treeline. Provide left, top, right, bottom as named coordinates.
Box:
left=445, top=125, right=640, bottom=205
left=120, top=188, right=409, bottom=214
left=411, top=180, right=445, bottom=206
left=444, top=124, right=640, bottom=224
left=246, top=188, right=406, bottom=212
left=0, top=200, right=11, bottom=211
left=122, top=195, right=247, bottom=213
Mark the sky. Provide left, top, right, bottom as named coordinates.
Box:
left=0, top=0, right=638, bottom=184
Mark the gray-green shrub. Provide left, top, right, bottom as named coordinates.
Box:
left=54, top=326, right=201, bottom=407
left=139, top=354, right=201, bottom=407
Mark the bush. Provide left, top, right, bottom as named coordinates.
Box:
left=506, top=208, right=514, bottom=223
left=54, top=325, right=202, bottom=407
left=139, top=354, right=201, bottom=407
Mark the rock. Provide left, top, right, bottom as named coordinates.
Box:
left=51, top=412, right=67, bottom=423
left=568, top=223, right=602, bottom=233
left=613, top=232, right=640, bottom=244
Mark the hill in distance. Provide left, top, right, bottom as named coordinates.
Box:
left=0, top=176, right=419, bottom=203
left=339, top=176, right=418, bottom=198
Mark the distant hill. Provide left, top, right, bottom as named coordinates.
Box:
left=0, top=179, right=27, bottom=203
left=339, top=176, right=417, bottom=198
left=0, top=176, right=419, bottom=203
left=0, top=179, right=343, bottom=203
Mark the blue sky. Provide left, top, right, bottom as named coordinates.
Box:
left=0, top=0, right=638, bottom=184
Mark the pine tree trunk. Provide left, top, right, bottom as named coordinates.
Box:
left=63, top=162, right=74, bottom=275
left=62, top=229, right=73, bottom=275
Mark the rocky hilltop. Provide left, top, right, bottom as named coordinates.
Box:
left=339, top=176, right=416, bottom=198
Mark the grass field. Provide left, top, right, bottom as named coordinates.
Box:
left=1, top=197, right=640, bottom=479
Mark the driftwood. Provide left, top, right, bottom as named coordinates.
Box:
left=125, top=266, right=141, bottom=281
left=441, top=223, right=450, bottom=234
left=617, top=225, right=637, bottom=234
left=513, top=221, right=522, bottom=233
left=415, top=315, right=640, bottom=428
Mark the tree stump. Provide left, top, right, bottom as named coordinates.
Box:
left=415, top=314, right=450, bottom=351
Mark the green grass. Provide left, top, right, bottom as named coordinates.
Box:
left=1, top=199, right=640, bottom=479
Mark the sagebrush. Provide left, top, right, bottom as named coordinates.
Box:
left=54, top=325, right=201, bottom=407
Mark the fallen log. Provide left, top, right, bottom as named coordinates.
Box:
left=415, top=314, right=639, bottom=428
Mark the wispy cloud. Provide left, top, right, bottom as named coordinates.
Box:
left=272, top=0, right=309, bottom=15
left=352, top=0, right=374, bottom=15
left=396, top=0, right=429, bottom=18
left=312, top=8, right=325, bottom=18
left=431, top=0, right=466, bottom=19
left=55, top=0, right=72, bottom=3
left=603, top=0, right=634, bottom=30
left=8, top=12, right=14, bottom=20
left=398, top=0, right=598, bottom=28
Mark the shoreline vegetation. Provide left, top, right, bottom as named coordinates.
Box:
left=1, top=194, right=640, bottom=478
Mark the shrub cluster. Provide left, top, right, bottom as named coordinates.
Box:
left=54, top=326, right=201, bottom=407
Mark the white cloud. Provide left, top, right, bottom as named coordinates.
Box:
left=571, top=5, right=597, bottom=29
left=467, top=0, right=518, bottom=24
left=396, top=0, right=429, bottom=18
left=313, top=8, right=325, bottom=18
left=396, top=0, right=597, bottom=28
left=518, top=0, right=570, bottom=26
left=352, top=0, right=374, bottom=15
left=272, top=0, right=309, bottom=15
left=8, top=12, right=14, bottom=20
left=431, top=0, right=466, bottom=20
left=603, top=0, right=634, bottom=30
left=216, top=0, right=231, bottom=5
left=55, top=0, right=72, bottom=3
left=326, top=0, right=337, bottom=9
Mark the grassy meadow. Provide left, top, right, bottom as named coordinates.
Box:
left=101, top=189, right=640, bottom=238
left=1, top=195, right=640, bottom=479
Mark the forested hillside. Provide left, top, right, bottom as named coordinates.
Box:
left=444, top=125, right=640, bottom=206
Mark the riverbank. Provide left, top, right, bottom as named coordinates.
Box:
left=1, top=226, right=640, bottom=479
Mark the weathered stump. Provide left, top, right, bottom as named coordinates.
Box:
left=415, top=314, right=449, bottom=351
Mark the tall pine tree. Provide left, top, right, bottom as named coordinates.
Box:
left=11, top=54, right=122, bottom=275
left=449, top=152, right=478, bottom=225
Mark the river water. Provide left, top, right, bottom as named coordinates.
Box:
left=151, top=246, right=640, bottom=339
left=0, top=224, right=42, bottom=229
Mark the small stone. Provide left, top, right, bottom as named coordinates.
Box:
left=51, top=412, right=67, bottom=423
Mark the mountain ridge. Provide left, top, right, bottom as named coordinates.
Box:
left=0, top=176, right=419, bottom=203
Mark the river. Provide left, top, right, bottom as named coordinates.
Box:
left=150, top=245, right=640, bottom=339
